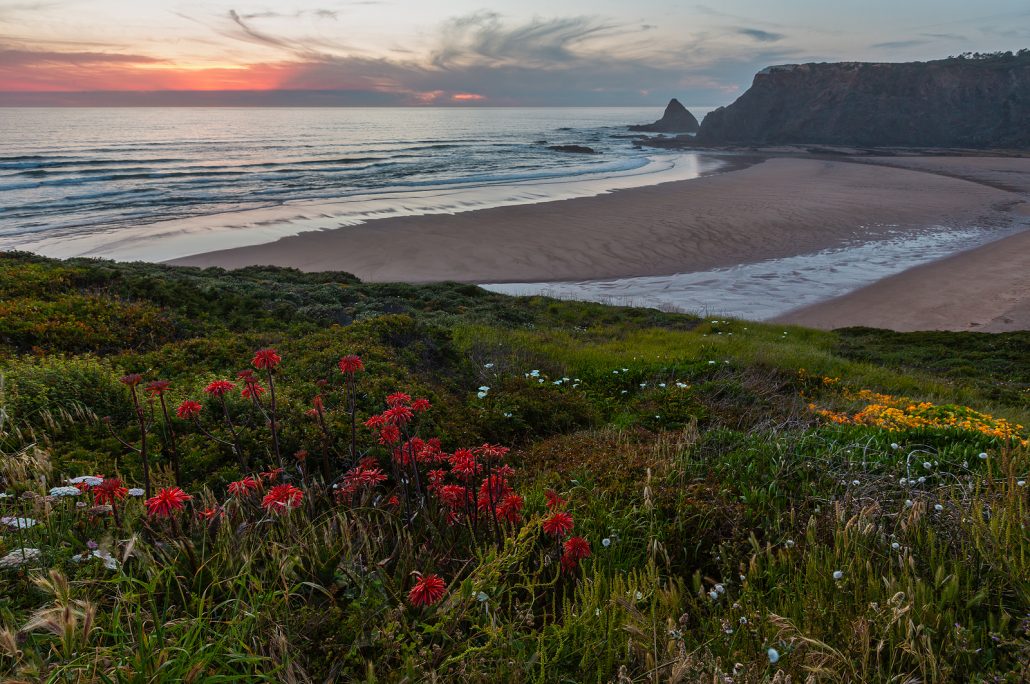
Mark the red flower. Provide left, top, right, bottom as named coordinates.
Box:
left=294, top=449, right=308, bottom=462
left=497, top=493, right=524, bottom=524
left=176, top=400, right=202, bottom=420
left=338, top=355, right=365, bottom=375
left=563, top=536, right=591, bottom=561
left=408, top=573, right=447, bottom=607
left=260, top=467, right=284, bottom=483
left=477, top=444, right=510, bottom=462
left=241, top=383, right=266, bottom=399
left=93, top=478, right=127, bottom=505
left=387, top=495, right=400, bottom=508
left=478, top=474, right=512, bottom=511
left=252, top=349, right=281, bottom=370
left=436, top=484, right=468, bottom=510
left=378, top=424, right=401, bottom=445
left=364, top=414, right=386, bottom=429
left=544, top=489, right=566, bottom=510
left=119, top=373, right=143, bottom=387
left=204, top=380, right=235, bottom=397
left=227, top=475, right=259, bottom=496
left=384, top=405, right=414, bottom=426
left=197, top=506, right=223, bottom=520
left=144, top=380, right=171, bottom=397
left=542, top=511, right=574, bottom=537
left=449, top=448, right=478, bottom=477
left=145, top=487, right=192, bottom=517
left=261, top=483, right=304, bottom=513
left=412, top=398, right=432, bottom=412
left=386, top=392, right=411, bottom=407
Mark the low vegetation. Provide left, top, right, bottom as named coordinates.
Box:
left=0, top=252, right=1027, bottom=682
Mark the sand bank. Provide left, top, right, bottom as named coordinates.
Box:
left=775, top=227, right=1030, bottom=332
left=172, top=156, right=1024, bottom=283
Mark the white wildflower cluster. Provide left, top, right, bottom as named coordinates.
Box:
left=49, top=486, right=82, bottom=497
left=0, top=548, right=41, bottom=569
left=2, top=516, right=37, bottom=529
left=69, top=476, right=104, bottom=486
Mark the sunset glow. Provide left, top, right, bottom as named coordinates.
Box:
left=1, top=0, right=1027, bottom=105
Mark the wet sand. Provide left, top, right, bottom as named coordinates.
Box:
left=775, top=225, right=1030, bottom=332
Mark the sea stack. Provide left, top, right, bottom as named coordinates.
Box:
left=629, top=98, right=700, bottom=133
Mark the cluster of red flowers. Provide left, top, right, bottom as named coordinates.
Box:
left=237, top=370, right=266, bottom=399
left=261, top=483, right=304, bottom=513
left=145, top=487, right=193, bottom=518
left=335, top=458, right=389, bottom=502
left=93, top=478, right=128, bottom=505
left=541, top=489, right=591, bottom=571
left=408, top=572, right=447, bottom=607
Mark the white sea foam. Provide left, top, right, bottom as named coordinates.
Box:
left=482, top=226, right=1013, bottom=320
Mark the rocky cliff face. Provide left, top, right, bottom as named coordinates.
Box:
left=697, top=54, right=1030, bottom=148
left=630, top=98, right=700, bottom=133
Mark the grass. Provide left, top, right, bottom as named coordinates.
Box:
left=0, top=253, right=1027, bottom=682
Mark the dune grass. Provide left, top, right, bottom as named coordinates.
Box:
left=0, top=253, right=1027, bottom=682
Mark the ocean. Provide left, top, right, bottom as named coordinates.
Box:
left=0, top=106, right=717, bottom=260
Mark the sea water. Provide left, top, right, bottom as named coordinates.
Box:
left=0, top=106, right=717, bottom=259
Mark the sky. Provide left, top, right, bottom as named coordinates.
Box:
left=1, top=0, right=1028, bottom=106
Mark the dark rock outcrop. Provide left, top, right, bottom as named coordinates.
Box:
left=696, top=53, right=1030, bottom=148
left=548, top=145, right=598, bottom=154
left=629, top=99, right=700, bottom=133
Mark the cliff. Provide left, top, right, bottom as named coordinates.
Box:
left=696, top=53, right=1030, bottom=148
left=629, top=98, right=700, bottom=133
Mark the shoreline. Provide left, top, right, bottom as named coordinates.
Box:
left=171, top=153, right=1028, bottom=269
left=774, top=224, right=1030, bottom=332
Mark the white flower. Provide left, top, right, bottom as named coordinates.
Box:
left=899, top=478, right=908, bottom=486
left=714, top=583, right=725, bottom=594
left=676, top=382, right=687, bottom=388
left=49, top=486, right=81, bottom=497
left=923, top=462, right=932, bottom=470
left=851, top=480, right=861, bottom=486
left=69, top=476, right=104, bottom=486
left=708, top=360, right=716, bottom=365
left=934, top=504, right=944, bottom=512
left=1018, top=480, right=1026, bottom=487
left=904, top=499, right=913, bottom=508
left=891, top=443, right=900, bottom=450
left=739, top=616, right=748, bottom=624
left=0, top=492, right=11, bottom=499
left=622, top=368, right=628, bottom=372
left=476, top=591, right=489, bottom=603
left=963, top=461, right=969, bottom=468
left=891, top=542, right=900, bottom=550
left=128, top=488, right=145, bottom=497
left=785, top=539, right=795, bottom=548
left=478, top=385, right=490, bottom=392
left=2, top=516, right=37, bottom=529
left=832, top=570, right=843, bottom=580
left=72, top=549, right=119, bottom=571
left=484, top=363, right=494, bottom=369
left=529, top=370, right=540, bottom=377
left=601, top=538, right=611, bottom=548
left=917, top=477, right=926, bottom=484
left=639, top=382, right=647, bottom=388
left=502, top=412, right=513, bottom=418
left=708, top=590, right=719, bottom=600
left=634, top=591, right=643, bottom=601
left=767, top=648, right=780, bottom=664
left=0, top=548, right=41, bottom=569
left=612, top=370, right=619, bottom=374
left=978, top=452, right=988, bottom=460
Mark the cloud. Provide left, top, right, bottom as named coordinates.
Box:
left=226, top=9, right=297, bottom=50
left=0, top=48, right=163, bottom=67
left=870, top=39, right=928, bottom=49
left=431, top=12, right=620, bottom=67
left=735, top=28, right=785, bottom=42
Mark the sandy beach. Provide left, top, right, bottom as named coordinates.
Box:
left=173, top=154, right=1030, bottom=331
